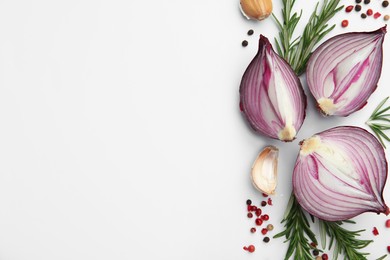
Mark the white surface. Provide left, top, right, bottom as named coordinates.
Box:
left=0, top=0, right=389, bottom=259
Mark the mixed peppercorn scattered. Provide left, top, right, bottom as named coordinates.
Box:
left=342, top=0, right=389, bottom=27
left=243, top=193, right=274, bottom=253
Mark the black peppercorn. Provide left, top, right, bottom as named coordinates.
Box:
left=364, top=0, right=370, bottom=4
left=361, top=13, right=367, bottom=18
left=246, top=199, right=252, bottom=205
left=242, top=40, right=248, bottom=47
left=247, top=29, right=254, bottom=36
left=355, top=4, right=362, bottom=11
left=356, top=0, right=362, bottom=3
left=313, top=249, right=320, bottom=256
left=263, top=236, right=270, bottom=243
left=261, top=201, right=267, bottom=207
left=383, top=1, right=389, bottom=7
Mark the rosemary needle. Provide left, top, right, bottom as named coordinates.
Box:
left=273, top=0, right=343, bottom=75
left=367, top=96, right=390, bottom=148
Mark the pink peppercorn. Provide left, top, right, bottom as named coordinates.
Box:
left=248, top=245, right=255, bottom=253
left=386, top=219, right=390, bottom=228
left=261, top=228, right=268, bottom=235
left=367, top=9, right=373, bottom=16
left=322, top=254, right=328, bottom=260
left=374, top=12, right=382, bottom=19
left=255, top=218, right=263, bottom=226
left=267, top=198, right=273, bottom=205
left=345, top=5, right=354, bottom=12
left=373, top=227, right=379, bottom=236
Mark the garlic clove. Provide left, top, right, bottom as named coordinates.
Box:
left=240, top=0, right=273, bottom=21
left=251, top=145, right=279, bottom=195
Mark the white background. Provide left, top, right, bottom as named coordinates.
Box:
left=0, top=0, right=389, bottom=259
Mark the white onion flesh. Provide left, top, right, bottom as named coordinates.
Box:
left=293, top=126, right=389, bottom=221
left=306, top=26, right=386, bottom=116
left=240, top=35, right=306, bottom=141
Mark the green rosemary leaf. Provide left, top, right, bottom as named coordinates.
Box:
left=370, top=97, right=389, bottom=119
left=377, top=254, right=387, bottom=260
left=367, top=97, right=390, bottom=148
left=319, top=220, right=373, bottom=259
left=273, top=0, right=343, bottom=75
left=274, top=195, right=316, bottom=259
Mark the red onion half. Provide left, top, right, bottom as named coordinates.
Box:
left=306, top=26, right=386, bottom=116
left=293, top=126, right=389, bottom=221
left=239, top=35, right=306, bottom=141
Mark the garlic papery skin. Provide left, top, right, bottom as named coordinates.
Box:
left=251, top=146, right=278, bottom=195
left=240, top=0, right=273, bottom=21
left=306, top=26, right=386, bottom=116
left=293, top=126, right=389, bottom=221
left=239, top=35, right=306, bottom=142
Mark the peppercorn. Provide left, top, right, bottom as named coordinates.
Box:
left=263, top=236, right=270, bottom=243
left=341, top=20, right=349, bottom=27
left=316, top=257, right=322, bottom=260
left=367, top=9, right=373, bottom=16
left=242, top=40, right=248, bottom=47
left=266, top=224, right=274, bottom=231
left=355, top=5, right=362, bottom=12
left=373, top=226, right=379, bottom=235
left=262, top=193, right=268, bottom=197
left=345, top=5, right=354, bottom=12
left=387, top=246, right=390, bottom=253
left=322, top=254, right=329, bottom=260
left=255, top=218, right=263, bottom=226
left=248, top=245, right=255, bottom=253
left=255, top=208, right=262, bottom=216
left=261, top=201, right=267, bottom=207
left=361, top=13, right=367, bottom=18
left=267, top=198, right=272, bottom=205
left=250, top=205, right=257, bottom=211
left=383, top=1, right=389, bottom=8
left=313, top=249, right=320, bottom=256
left=386, top=219, right=390, bottom=228
left=246, top=199, right=252, bottom=205
left=385, top=15, right=390, bottom=21
left=364, top=0, right=370, bottom=4
left=247, top=29, right=254, bottom=36
left=310, top=242, right=317, bottom=248
left=356, top=0, right=362, bottom=3
left=247, top=212, right=253, bottom=218
left=261, top=214, right=269, bottom=221
left=374, top=12, right=382, bottom=19
left=250, top=227, right=256, bottom=233
left=261, top=228, right=268, bottom=235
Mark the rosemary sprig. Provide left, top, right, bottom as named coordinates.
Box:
left=366, top=96, right=390, bottom=148
left=319, top=220, right=372, bottom=259
left=273, top=0, right=343, bottom=75
left=274, top=195, right=317, bottom=260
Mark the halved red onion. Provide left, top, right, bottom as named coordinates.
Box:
left=306, top=26, right=386, bottom=116
left=239, top=35, right=306, bottom=141
left=293, top=126, right=389, bottom=221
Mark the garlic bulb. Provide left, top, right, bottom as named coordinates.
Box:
left=293, top=126, right=389, bottom=221
left=306, top=26, right=386, bottom=116
left=251, top=146, right=278, bottom=195
left=239, top=35, right=306, bottom=142
left=240, top=0, right=273, bottom=21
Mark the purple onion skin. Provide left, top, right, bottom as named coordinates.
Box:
left=293, top=126, right=389, bottom=221
left=306, top=26, right=386, bottom=117
left=239, top=35, right=307, bottom=142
